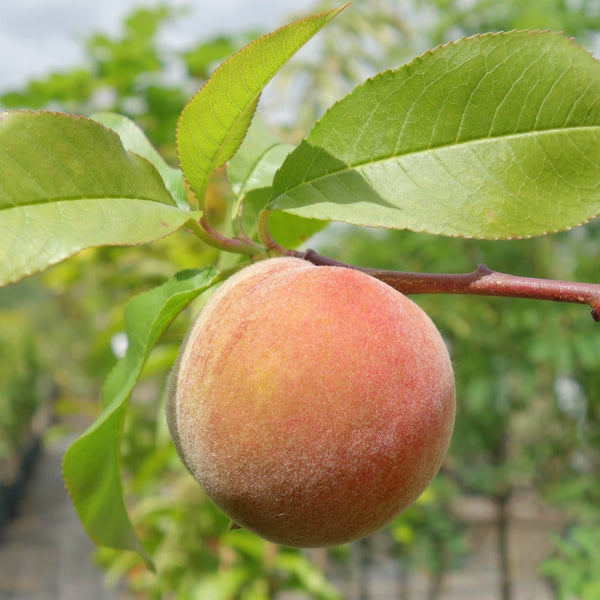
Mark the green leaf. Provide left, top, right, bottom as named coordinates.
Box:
left=228, top=116, right=295, bottom=204
left=62, top=267, right=217, bottom=566
left=91, top=111, right=187, bottom=209
left=275, top=552, right=342, bottom=599
left=0, top=111, right=200, bottom=286
left=270, top=31, right=600, bottom=239
left=243, top=187, right=327, bottom=249
left=176, top=5, right=346, bottom=202
left=188, top=568, right=250, bottom=600
left=228, top=117, right=326, bottom=248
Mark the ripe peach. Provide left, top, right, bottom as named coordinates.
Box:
left=167, top=257, right=455, bottom=547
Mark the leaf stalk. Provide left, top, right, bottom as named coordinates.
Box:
left=187, top=217, right=264, bottom=255
left=257, top=209, right=288, bottom=255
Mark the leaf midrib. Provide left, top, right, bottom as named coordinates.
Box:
left=0, top=195, right=188, bottom=211
left=274, top=125, right=600, bottom=199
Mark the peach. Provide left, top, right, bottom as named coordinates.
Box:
left=167, top=257, right=455, bottom=547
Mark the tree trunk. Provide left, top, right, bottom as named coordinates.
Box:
left=496, top=490, right=512, bottom=600
left=349, top=538, right=370, bottom=600
left=426, top=570, right=444, bottom=600
left=426, top=535, right=447, bottom=600
left=396, top=561, right=411, bottom=600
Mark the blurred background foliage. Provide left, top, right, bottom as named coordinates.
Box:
left=1, top=1, right=599, bottom=598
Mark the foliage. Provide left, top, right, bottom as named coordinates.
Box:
left=541, top=525, right=600, bottom=600
left=176, top=6, right=344, bottom=203
left=0, top=313, right=41, bottom=463
left=1, top=1, right=600, bottom=598
left=423, top=0, right=600, bottom=45
left=0, top=111, right=193, bottom=286
left=276, top=0, right=600, bottom=133
left=389, top=479, right=466, bottom=580
left=270, top=31, right=600, bottom=238
left=63, top=267, right=218, bottom=565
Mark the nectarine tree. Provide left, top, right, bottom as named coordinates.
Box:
left=1, top=4, right=600, bottom=571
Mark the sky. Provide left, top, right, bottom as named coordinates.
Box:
left=0, top=0, right=318, bottom=92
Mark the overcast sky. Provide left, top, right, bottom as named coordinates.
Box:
left=0, top=0, right=317, bottom=91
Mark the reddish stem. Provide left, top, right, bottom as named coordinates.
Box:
left=296, top=249, right=600, bottom=322
left=189, top=216, right=264, bottom=255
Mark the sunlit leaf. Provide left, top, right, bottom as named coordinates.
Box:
left=62, top=267, right=218, bottom=565
left=0, top=111, right=200, bottom=285
left=91, top=111, right=187, bottom=208
left=270, top=32, right=600, bottom=239
left=228, top=117, right=326, bottom=248
left=176, top=5, right=346, bottom=202
left=228, top=116, right=294, bottom=203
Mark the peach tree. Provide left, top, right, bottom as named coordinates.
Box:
left=1, top=5, right=600, bottom=569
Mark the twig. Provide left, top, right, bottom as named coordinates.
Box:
left=297, top=249, right=600, bottom=322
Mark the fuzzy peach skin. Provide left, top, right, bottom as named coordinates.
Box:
left=167, top=257, right=455, bottom=547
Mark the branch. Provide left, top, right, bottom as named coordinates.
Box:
left=297, top=249, right=600, bottom=322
